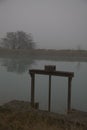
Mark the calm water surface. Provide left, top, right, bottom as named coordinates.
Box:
left=0, top=57, right=87, bottom=114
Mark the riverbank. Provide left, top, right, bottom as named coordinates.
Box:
left=0, top=48, right=87, bottom=62
left=0, top=48, right=87, bottom=57
left=0, top=100, right=87, bottom=130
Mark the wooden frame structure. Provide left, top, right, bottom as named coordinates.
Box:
left=29, top=66, right=74, bottom=113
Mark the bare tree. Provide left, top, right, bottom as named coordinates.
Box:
left=1, top=31, right=35, bottom=49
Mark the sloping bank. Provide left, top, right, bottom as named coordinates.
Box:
left=0, top=48, right=87, bottom=61
left=0, top=100, right=87, bottom=130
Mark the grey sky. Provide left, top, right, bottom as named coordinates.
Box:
left=0, top=0, right=87, bottom=49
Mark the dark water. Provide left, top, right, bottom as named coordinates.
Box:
left=0, top=56, right=87, bottom=114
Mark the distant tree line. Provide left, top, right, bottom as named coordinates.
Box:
left=0, top=31, right=35, bottom=49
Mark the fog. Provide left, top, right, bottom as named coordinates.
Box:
left=0, top=0, right=87, bottom=49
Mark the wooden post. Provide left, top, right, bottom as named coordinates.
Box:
left=29, top=68, right=74, bottom=113
left=48, top=75, right=51, bottom=112
left=31, top=73, right=35, bottom=107
left=67, top=77, right=72, bottom=113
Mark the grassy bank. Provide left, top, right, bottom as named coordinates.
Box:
left=0, top=100, right=87, bottom=130
left=0, top=48, right=87, bottom=57
left=0, top=48, right=87, bottom=62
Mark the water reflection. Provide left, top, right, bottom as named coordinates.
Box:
left=76, top=62, right=81, bottom=70
left=0, top=53, right=87, bottom=74
left=1, top=56, right=34, bottom=74
left=0, top=55, right=87, bottom=113
left=0, top=57, right=83, bottom=74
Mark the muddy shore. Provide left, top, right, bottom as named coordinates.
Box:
left=0, top=100, right=87, bottom=130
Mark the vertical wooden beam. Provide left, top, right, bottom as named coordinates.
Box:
left=29, top=69, right=74, bottom=114
left=31, top=73, right=35, bottom=107
left=67, top=77, right=72, bottom=113
left=48, top=75, right=51, bottom=112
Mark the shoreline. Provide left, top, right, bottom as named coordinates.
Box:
left=0, top=48, right=87, bottom=62
left=0, top=100, right=87, bottom=130
left=0, top=48, right=87, bottom=56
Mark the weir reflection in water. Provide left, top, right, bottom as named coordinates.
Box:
left=0, top=55, right=87, bottom=114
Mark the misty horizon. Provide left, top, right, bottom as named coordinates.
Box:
left=0, top=0, right=87, bottom=50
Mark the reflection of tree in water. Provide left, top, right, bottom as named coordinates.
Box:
left=76, top=62, right=81, bottom=70
left=1, top=56, right=34, bottom=74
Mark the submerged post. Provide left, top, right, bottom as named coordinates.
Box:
left=48, top=75, right=51, bottom=112
left=30, top=73, right=35, bottom=107
left=67, top=77, right=72, bottom=113
left=45, top=65, right=56, bottom=112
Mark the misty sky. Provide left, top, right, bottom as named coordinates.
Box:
left=0, top=0, right=87, bottom=49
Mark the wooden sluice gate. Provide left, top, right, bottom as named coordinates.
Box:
left=29, top=65, right=74, bottom=113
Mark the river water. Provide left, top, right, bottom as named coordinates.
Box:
left=0, top=56, right=87, bottom=114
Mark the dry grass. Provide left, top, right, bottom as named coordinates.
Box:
left=0, top=48, right=87, bottom=56
left=0, top=48, right=87, bottom=63
left=0, top=106, right=87, bottom=130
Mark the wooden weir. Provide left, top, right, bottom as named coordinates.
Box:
left=29, top=65, right=74, bottom=113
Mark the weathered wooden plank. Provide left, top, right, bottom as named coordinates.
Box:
left=29, top=69, right=74, bottom=77
left=29, top=67, right=74, bottom=113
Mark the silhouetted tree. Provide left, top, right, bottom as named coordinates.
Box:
left=1, top=31, right=35, bottom=49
